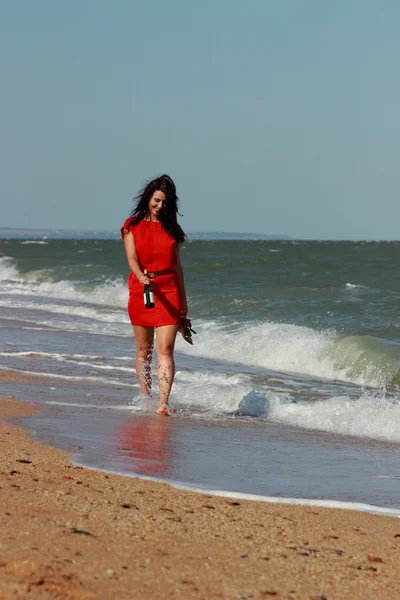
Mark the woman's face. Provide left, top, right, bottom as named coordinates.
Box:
left=148, top=190, right=166, bottom=221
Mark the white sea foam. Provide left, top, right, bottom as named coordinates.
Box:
left=175, top=486, right=400, bottom=517
left=172, top=369, right=254, bottom=414
left=33, top=318, right=127, bottom=337
left=0, top=256, right=19, bottom=281
left=0, top=277, right=128, bottom=309
left=44, top=401, right=103, bottom=409
left=58, top=359, right=135, bottom=373
left=344, top=283, right=367, bottom=290
left=0, top=255, right=128, bottom=308
left=0, top=365, right=136, bottom=388
left=20, top=240, right=48, bottom=245
left=266, top=392, right=400, bottom=443
left=172, top=371, right=400, bottom=443
left=0, top=298, right=127, bottom=322
left=0, top=351, right=98, bottom=358
left=0, top=352, right=135, bottom=374
left=178, top=321, right=341, bottom=380
left=172, top=487, right=400, bottom=518
left=126, top=369, right=254, bottom=415
left=177, top=321, right=400, bottom=388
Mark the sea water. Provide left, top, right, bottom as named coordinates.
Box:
left=1, top=238, right=400, bottom=514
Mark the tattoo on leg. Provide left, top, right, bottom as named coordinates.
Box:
left=137, top=346, right=153, bottom=394
left=158, top=363, right=175, bottom=405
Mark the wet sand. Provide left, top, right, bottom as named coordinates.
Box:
left=0, top=394, right=399, bottom=600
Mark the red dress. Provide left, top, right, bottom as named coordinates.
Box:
left=121, top=218, right=184, bottom=327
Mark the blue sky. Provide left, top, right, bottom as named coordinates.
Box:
left=1, top=0, right=400, bottom=239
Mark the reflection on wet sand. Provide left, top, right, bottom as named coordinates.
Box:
left=115, top=414, right=173, bottom=476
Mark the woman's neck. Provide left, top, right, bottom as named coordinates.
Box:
left=145, top=213, right=160, bottom=223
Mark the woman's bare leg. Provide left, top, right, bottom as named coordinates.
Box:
left=155, top=324, right=179, bottom=415
left=133, top=325, right=154, bottom=396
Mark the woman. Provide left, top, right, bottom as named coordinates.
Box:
left=121, top=174, right=188, bottom=416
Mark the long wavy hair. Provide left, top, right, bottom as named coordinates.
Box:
left=130, top=174, right=185, bottom=244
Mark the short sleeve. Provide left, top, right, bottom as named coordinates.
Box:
left=120, top=217, right=137, bottom=239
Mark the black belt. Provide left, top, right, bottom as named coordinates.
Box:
left=146, top=267, right=176, bottom=279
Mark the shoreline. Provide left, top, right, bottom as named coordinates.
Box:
left=1, top=395, right=400, bottom=599
left=70, top=460, right=400, bottom=520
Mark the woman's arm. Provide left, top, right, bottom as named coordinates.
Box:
left=176, top=246, right=188, bottom=317
left=123, top=232, right=150, bottom=285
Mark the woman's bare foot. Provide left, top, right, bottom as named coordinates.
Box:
left=156, top=403, right=169, bottom=416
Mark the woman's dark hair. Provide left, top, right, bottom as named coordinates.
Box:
left=130, top=174, right=185, bottom=244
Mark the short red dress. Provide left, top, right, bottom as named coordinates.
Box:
left=121, top=217, right=184, bottom=327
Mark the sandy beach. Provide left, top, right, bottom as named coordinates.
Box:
left=0, top=394, right=399, bottom=599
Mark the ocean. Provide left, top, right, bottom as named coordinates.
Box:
left=1, top=238, right=400, bottom=515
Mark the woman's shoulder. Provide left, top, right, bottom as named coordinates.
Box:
left=120, top=216, right=139, bottom=239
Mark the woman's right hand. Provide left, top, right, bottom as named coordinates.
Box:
left=138, top=272, right=150, bottom=285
